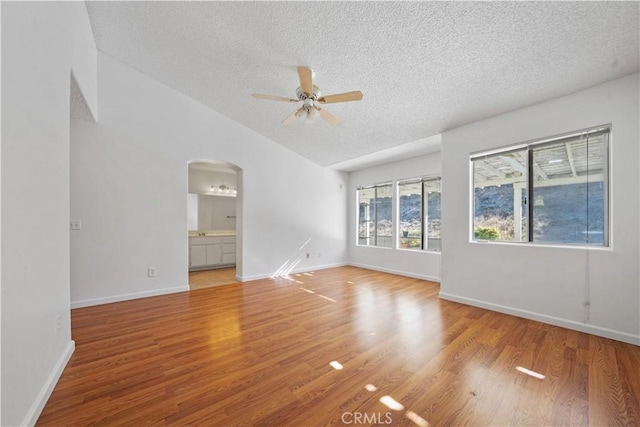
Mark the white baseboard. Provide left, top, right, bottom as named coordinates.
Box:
left=237, top=262, right=348, bottom=282
left=71, top=285, right=189, bottom=308
left=439, top=292, right=640, bottom=346
left=348, top=262, right=441, bottom=283
left=23, top=340, right=75, bottom=426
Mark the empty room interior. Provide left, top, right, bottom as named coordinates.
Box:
left=2, top=1, right=640, bottom=426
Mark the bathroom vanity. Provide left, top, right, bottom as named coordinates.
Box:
left=188, top=231, right=236, bottom=271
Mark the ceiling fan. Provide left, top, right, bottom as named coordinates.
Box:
left=252, top=66, right=363, bottom=126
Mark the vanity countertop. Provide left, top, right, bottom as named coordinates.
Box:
left=189, top=230, right=236, bottom=237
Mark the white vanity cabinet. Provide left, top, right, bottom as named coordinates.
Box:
left=222, top=236, right=236, bottom=264
left=189, top=235, right=236, bottom=271
left=189, top=244, right=207, bottom=267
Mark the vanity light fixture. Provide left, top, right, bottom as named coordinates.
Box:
left=210, top=184, right=237, bottom=196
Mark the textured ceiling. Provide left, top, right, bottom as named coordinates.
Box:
left=70, top=73, right=95, bottom=122
left=85, top=1, right=639, bottom=170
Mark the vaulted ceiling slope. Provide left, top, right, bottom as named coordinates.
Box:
left=85, top=1, right=639, bottom=169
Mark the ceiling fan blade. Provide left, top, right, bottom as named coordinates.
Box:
left=314, top=106, right=340, bottom=126
left=282, top=107, right=303, bottom=125
left=317, top=91, right=363, bottom=104
left=298, top=66, right=313, bottom=96
left=252, top=93, right=299, bottom=103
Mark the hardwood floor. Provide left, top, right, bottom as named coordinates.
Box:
left=189, top=267, right=239, bottom=290
left=38, top=266, right=640, bottom=426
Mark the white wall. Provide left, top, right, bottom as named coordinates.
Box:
left=69, top=2, right=97, bottom=121
left=69, top=52, right=349, bottom=307
left=1, top=3, right=96, bottom=425
left=348, top=152, right=442, bottom=281
left=187, top=193, right=198, bottom=230
left=440, top=73, right=640, bottom=345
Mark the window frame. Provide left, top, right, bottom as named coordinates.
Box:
left=470, top=125, right=610, bottom=247
left=397, top=176, right=442, bottom=252
left=357, top=182, right=393, bottom=248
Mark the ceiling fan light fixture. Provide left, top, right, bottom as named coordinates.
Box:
left=305, top=105, right=316, bottom=123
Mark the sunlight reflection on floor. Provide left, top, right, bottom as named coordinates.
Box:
left=329, top=361, right=344, bottom=370
left=328, top=365, right=430, bottom=426
left=380, top=395, right=405, bottom=411
left=516, top=366, right=546, bottom=380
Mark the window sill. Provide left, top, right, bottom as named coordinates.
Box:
left=470, top=240, right=612, bottom=251
left=396, top=247, right=440, bottom=253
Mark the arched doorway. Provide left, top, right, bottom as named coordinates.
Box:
left=187, top=159, right=242, bottom=289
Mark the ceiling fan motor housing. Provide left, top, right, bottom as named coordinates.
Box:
left=296, top=85, right=321, bottom=100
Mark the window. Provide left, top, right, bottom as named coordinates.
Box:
left=398, top=177, right=441, bottom=252
left=472, top=149, right=528, bottom=242
left=471, top=126, right=609, bottom=246
left=358, top=183, right=392, bottom=247
left=425, top=179, right=442, bottom=251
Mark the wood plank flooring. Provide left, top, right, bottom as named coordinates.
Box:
left=189, top=267, right=239, bottom=290
left=37, top=266, right=640, bottom=426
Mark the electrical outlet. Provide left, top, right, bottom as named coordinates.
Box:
left=148, top=267, right=157, bottom=277
left=55, top=315, right=61, bottom=334
left=69, top=220, right=82, bottom=230
left=305, top=252, right=310, bottom=259
left=318, top=252, right=322, bottom=258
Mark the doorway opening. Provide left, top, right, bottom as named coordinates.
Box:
left=187, top=159, right=242, bottom=289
